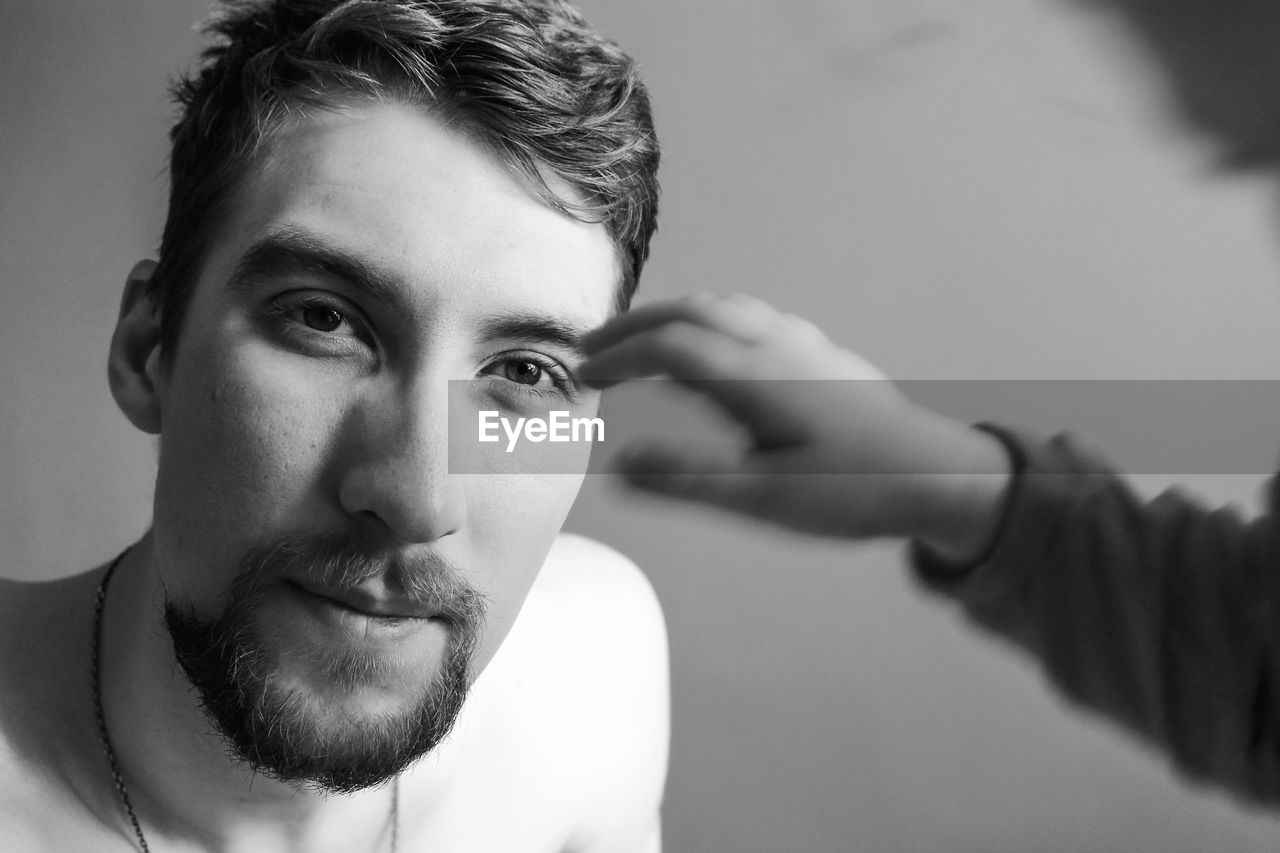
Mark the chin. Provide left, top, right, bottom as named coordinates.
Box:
left=160, top=531, right=488, bottom=790
left=165, top=596, right=477, bottom=793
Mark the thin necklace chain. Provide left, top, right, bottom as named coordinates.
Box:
left=91, top=550, right=401, bottom=852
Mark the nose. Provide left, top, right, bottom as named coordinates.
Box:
left=337, top=377, right=466, bottom=544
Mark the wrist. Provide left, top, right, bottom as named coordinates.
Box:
left=884, top=411, right=1014, bottom=564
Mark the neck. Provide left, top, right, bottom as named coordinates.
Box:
left=93, top=536, right=401, bottom=852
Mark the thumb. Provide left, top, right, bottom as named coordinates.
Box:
left=610, top=443, right=776, bottom=517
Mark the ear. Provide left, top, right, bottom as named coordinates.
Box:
left=108, top=260, right=165, bottom=435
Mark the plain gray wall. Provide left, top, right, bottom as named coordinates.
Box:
left=8, top=1, right=1280, bottom=850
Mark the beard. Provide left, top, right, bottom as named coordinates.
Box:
left=164, top=532, right=487, bottom=794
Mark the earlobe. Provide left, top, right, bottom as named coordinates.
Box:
left=108, top=260, right=165, bottom=435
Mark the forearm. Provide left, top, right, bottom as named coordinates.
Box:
left=915, top=428, right=1280, bottom=803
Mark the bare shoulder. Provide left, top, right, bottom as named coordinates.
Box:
left=527, top=534, right=670, bottom=728
left=0, top=575, right=87, bottom=824
left=482, top=533, right=669, bottom=851
left=517, top=532, right=669, bottom=724
left=0, top=573, right=92, bottom=686
left=0, top=577, right=50, bottom=725
left=0, top=572, right=96, bottom=762
left=536, top=532, right=665, bottom=625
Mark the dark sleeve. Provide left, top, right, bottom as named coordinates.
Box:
left=911, top=425, right=1280, bottom=803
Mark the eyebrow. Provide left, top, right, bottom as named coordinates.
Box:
left=478, top=312, right=593, bottom=358
left=227, top=228, right=404, bottom=307
left=229, top=228, right=597, bottom=355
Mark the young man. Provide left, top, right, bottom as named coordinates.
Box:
left=0, top=2, right=667, bottom=851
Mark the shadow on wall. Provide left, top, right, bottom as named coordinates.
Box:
left=1070, top=0, right=1280, bottom=166
left=767, top=0, right=1280, bottom=167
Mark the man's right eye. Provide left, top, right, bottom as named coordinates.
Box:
left=266, top=292, right=375, bottom=357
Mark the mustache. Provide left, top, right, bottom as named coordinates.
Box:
left=238, top=532, right=488, bottom=627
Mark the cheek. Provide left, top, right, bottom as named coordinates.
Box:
left=152, top=340, right=344, bottom=595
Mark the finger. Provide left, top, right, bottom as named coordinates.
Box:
left=775, top=311, right=829, bottom=342
left=579, top=319, right=748, bottom=387
left=583, top=294, right=718, bottom=355
left=715, top=293, right=784, bottom=343
left=581, top=322, right=818, bottom=446
left=611, top=444, right=779, bottom=518
left=583, top=292, right=783, bottom=354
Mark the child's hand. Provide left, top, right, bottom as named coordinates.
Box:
left=580, top=293, right=1011, bottom=558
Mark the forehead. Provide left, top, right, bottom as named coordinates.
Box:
left=206, top=101, right=619, bottom=326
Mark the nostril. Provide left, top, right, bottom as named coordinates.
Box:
left=337, top=454, right=467, bottom=544
left=353, top=507, right=386, bottom=528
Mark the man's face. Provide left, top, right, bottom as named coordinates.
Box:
left=145, top=102, right=617, bottom=787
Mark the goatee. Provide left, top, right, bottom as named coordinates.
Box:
left=165, top=533, right=487, bottom=793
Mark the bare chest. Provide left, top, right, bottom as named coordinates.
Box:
left=393, top=670, right=593, bottom=853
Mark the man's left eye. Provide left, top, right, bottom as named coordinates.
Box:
left=499, top=359, right=545, bottom=386
left=300, top=304, right=348, bottom=333
left=481, top=355, right=573, bottom=396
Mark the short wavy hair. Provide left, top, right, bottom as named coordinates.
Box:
left=151, top=0, right=659, bottom=353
